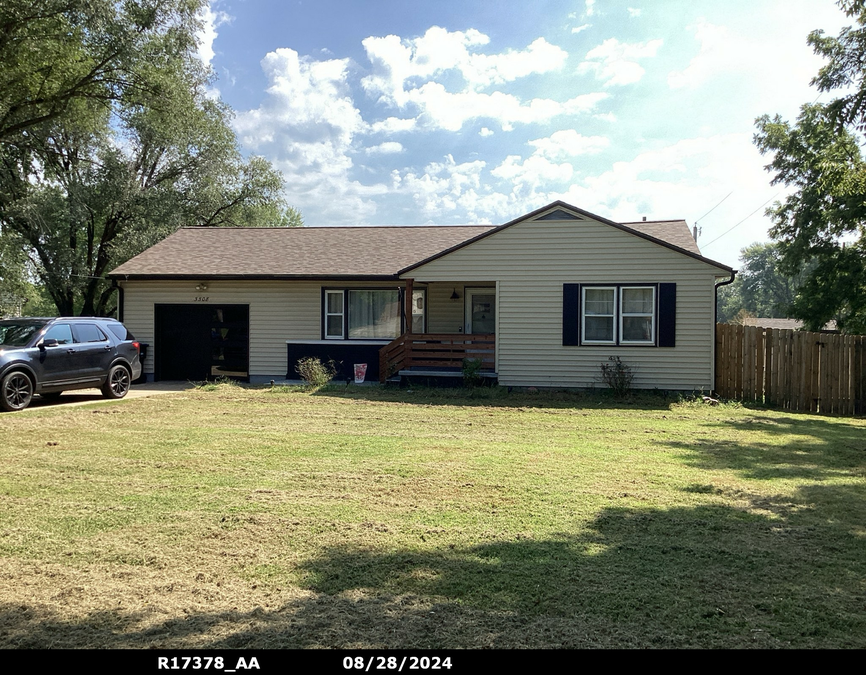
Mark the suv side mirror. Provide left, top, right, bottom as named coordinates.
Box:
left=39, top=338, right=59, bottom=351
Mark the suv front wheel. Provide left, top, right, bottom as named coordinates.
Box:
left=1, top=371, right=34, bottom=411
left=102, top=364, right=131, bottom=400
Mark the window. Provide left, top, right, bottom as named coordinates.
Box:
left=347, top=289, right=400, bottom=339
left=563, top=283, right=675, bottom=348
left=324, top=290, right=344, bottom=339
left=42, top=323, right=73, bottom=345
left=620, top=287, right=655, bottom=344
left=412, top=289, right=425, bottom=333
left=71, top=323, right=108, bottom=343
left=106, top=324, right=135, bottom=341
left=582, top=287, right=616, bottom=344
left=323, top=288, right=425, bottom=340
left=579, top=285, right=657, bottom=346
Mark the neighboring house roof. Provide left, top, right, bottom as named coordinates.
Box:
left=741, top=317, right=838, bottom=332
left=108, top=225, right=496, bottom=279
left=108, top=201, right=733, bottom=279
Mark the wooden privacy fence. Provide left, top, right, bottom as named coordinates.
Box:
left=715, top=324, right=866, bottom=415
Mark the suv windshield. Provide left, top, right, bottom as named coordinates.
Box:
left=0, top=322, right=47, bottom=347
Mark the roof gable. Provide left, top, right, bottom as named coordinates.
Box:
left=398, top=200, right=732, bottom=275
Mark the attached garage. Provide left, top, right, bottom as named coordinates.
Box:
left=154, top=304, right=249, bottom=382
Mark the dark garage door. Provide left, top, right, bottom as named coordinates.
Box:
left=155, top=304, right=249, bottom=382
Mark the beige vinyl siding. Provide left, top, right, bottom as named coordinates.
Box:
left=424, top=283, right=494, bottom=334
left=120, top=280, right=402, bottom=378
left=404, top=217, right=724, bottom=390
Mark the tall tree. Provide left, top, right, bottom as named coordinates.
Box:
left=754, top=1, right=866, bottom=334
left=0, top=0, right=297, bottom=317
left=0, top=0, right=201, bottom=147
left=716, top=242, right=809, bottom=323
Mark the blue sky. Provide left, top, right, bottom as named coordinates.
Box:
left=197, top=0, right=849, bottom=268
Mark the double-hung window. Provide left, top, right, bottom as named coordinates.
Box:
left=324, top=288, right=425, bottom=340
left=620, top=286, right=655, bottom=344
left=324, top=290, right=345, bottom=339
left=580, top=285, right=657, bottom=345
left=582, top=287, right=616, bottom=344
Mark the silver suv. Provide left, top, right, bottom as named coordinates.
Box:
left=0, top=317, right=143, bottom=411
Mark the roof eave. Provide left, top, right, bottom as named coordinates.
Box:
left=108, top=273, right=402, bottom=281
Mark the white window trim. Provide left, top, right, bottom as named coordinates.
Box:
left=581, top=286, right=616, bottom=345
left=322, top=287, right=427, bottom=341
left=619, top=286, right=656, bottom=345
left=324, top=289, right=345, bottom=340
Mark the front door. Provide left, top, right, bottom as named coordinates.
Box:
left=465, top=288, right=495, bottom=335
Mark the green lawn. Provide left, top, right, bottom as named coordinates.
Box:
left=0, top=384, right=864, bottom=649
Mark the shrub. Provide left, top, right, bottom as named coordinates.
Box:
left=599, top=356, right=635, bottom=397
left=462, top=357, right=484, bottom=387
left=295, top=357, right=337, bottom=388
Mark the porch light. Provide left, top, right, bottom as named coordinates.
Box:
left=450, top=288, right=460, bottom=300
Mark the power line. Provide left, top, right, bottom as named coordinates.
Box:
left=695, top=191, right=733, bottom=224
left=701, top=192, right=781, bottom=249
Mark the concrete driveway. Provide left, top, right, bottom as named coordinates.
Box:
left=24, top=381, right=193, bottom=410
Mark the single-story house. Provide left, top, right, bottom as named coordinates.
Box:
left=108, top=201, right=734, bottom=390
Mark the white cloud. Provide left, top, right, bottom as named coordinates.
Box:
left=491, top=154, right=574, bottom=191
left=479, top=127, right=494, bottom=136
left=571, top=24, right=592, bottom=34
left=578, top=38, right=663, bottom=86
left=551, top=133, right=777, bottom=261
left=528, top=129, right=610, bottom=158
left=368, top=117, right=417, bottom=134
left=360, top=27, right=592, bottom=131
left=233, top=48, right=383, bottom=223
left=585, top=0, right=596, bottom=18
left=366, top=141, right=404, bottom=155
left=363, top=27, right=567, bottom=101
left=195, top=2, right=232, bottom=67
left=627, top=8, right=642, bottom=18
left=402, top=85, right=607, bottom=132
left=396, top=154, right=488, bottom=217
left=668, top=20, right=737, bottom=89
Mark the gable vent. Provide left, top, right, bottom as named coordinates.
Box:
left=534, top=209, right=583, bottom=221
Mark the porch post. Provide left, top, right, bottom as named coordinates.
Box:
left=404, top=277, right=414, bottom=335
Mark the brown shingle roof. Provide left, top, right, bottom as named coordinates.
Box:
left=109, top=203, right=728, bottom=279
left=109, top=226, right=497, bottom=278
left=620, top=220, right=702, bottom=256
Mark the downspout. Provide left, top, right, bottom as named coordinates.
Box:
left=110, top=279, right=124, bottom=322
left=714, top=271, right=736, bottom=325
left=713, top=271, right=737, bottom=395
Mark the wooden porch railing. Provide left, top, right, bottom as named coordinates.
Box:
left=379, top=333, right=496, bottom=382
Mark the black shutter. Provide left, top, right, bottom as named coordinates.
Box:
left=563, top=283, right=580, bottom=346
left=658, top=283, right=676, bottom=347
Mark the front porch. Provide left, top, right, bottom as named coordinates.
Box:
left=378, top=332, right=496, bottom=383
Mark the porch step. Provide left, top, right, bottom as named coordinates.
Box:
left=398, top=369, right=498, bottom=378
